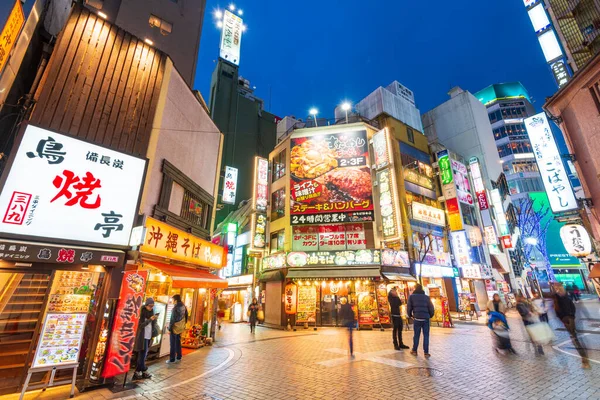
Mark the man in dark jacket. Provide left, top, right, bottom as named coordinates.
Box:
left=554, top=285, right=590, bottom=369
left=167, top=294, right=188, bottom=364
left=407, top=284, right=435, bottom=357
left=133, top=298, right=158, bottom=380
left=388, top=287, right=409, bottom=350
left=339, top=297, right=356, bottom=357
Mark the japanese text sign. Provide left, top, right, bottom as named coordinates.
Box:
left=254, top=157, right=268, bottom=213
left=222, top=166, right=238, bottom=205
left=284, top=284, right=297, bottom=314
left=0, top=125, right=146, bottom=246
left=461, top=264, right=482, bottom=279
left=32, top=313, right=87, bottom=368
left=437, top=150, right=453, bottom=185
left=411, top=202, right=446, bottom=227
left=290, top=128, right=374, bottom=225
left=377, top=168, right=401, bottom=240
left=292, top=226, right=319, bottom=251
left=525, top=112, right=577, bottom=213
left=103, top=270, right=148, bottom=378
left=490, top=189, right=510, bottom=237
left=451, top=159, right=473, bottom=206
left=286, top=249, right=380, bottom=267
left=372, top=129, right=390, bottom=169
left=219, top=10, right=243, bottom=66
left=469, top=157, right=489, bottom=210
left=140, top=217, right=225, bottom=269
left=560, top=224, right=592, bottom=258
left=450, top=231, right=472, bottom=267
left=0, top=0, right=24, bottom=74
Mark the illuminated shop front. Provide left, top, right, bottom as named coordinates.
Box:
left=220, top=274, right=254, bottom=323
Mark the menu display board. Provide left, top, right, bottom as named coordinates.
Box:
left=376, top=284, right=390, bottom=324
left=357, top=290, right=377, bottom=325
left=47, top=294, right=92, bottom=313
left=33, top=313, right=87, bottom=368
left=296, top=285, right=316, bottom=323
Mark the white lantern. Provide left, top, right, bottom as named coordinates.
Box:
left=560, top=224, right=592, bottom=258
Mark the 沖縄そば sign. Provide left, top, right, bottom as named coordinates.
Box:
left=0, top=125, right=147, bottom=247
left=289, top=129, right=374, bottom=225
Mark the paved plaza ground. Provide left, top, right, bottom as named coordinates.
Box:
left=5, top=298, right=600, bottom=400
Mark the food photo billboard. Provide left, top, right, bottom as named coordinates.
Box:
left=289, top=128, right=374, bottom=225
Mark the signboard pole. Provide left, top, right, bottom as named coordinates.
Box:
left=20, top=364, right=78, bottom=400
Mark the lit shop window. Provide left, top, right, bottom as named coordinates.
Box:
left=271, top=189, right=285, bottom=221
left=149, top=14, right=173, bottom=35
left=272, top=150, right=286, bottom=182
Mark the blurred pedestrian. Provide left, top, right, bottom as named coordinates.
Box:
left=573, top=286, right=581, bottom=303
left=486, top=293, right=506, bottom=316
left=532, top=292, right=548, bottom=323
left=554, top=285, right=590, bottom=369
left=339, top=297, right=356, bottom=358
left=248, top=298, right=259, bottom=334
left=516, top=295, right=544, bottom=355
left=217, top=299, right=226, bottom=330
left=488, top=311, right=516, bottom=354
left=133, top=298, right=158, bottom=379
left=167, top=294, right=188, bottom=364
left=407, top=284, right=435, bottom=358
left=388, top=287, right=409, bottom=350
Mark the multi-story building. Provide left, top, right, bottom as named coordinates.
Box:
left=84, top=0, right=206, bottom=87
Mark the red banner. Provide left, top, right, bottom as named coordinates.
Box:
left=102, top=270, right=148, bottom=378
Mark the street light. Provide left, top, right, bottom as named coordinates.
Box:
left=525, top=237, right=538, bottom=246
left=309, top=108, right=319, bottom=127
left=341, top=102, right=351, bottom=124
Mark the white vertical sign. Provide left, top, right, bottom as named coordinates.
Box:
left=524, top=112, right=577, bottom=213
left=222, top=166, right=238, bottom=205
left=451, top=231, right=472, bottom=267
left=219, top=10, right=243, bottom=66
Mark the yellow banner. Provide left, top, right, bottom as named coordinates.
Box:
left=448, top=212, right=463, bottom=232
left=140, top=217, right=225, bottom=269
left=0, top=0, right=25, bottom=74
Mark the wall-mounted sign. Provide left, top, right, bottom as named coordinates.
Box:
left=451, top=231, right=472, bottom=267
left=219, top=9, right=243, bottom=65
left=525, top=112, right=577, bottom=213
left=140, top=217, right=225, bottom=269
left=523, top=0, right=536, bottom=6
left=0, top=125, right=146, bottom=247
left=462, top=264, right=482, bottom=279
left=411, top=202, right=445, bottom=226
left=451, top=159, right=473, bottom=205
left=381, top=249, right=409, bottom=267
left=284, top=283, right=297, bottom=314
left=262, top=253, right=286, bottom=269
left=467, top=226, right=483, bottom=247
left=318, top=224, right=346, bottom=251
left=254, top=157, right=269, bottom=213
left=416, top=263, right=454, bottom=278
left=103, top=270, right=148, bottom=377
left=286, top=249, right=380, bottom=267
left=469, top=158, right=489, bottom=210
left=378, top=169, right=401, bottom=239
left=222, top=166, right=238, bottom=205
left=483, top=226, right=498, bottom=246
left=551, top=59, right=570, bottom=88
left=251, top=213, right=266, bottom=250
left=538, top=29, right=563, bottom=63
left=438, top=150, right=453, bottom=185
left=372, top=129, right=390, bottom=169
left=0, top=0, right=25, bottom=74
left=292, top=226, right=319, bottom=251
left=560, top=224, right=592, bottom=258
left=346, top=223, right=367, bottom=250
left=528, top=3, right=550, bottom=33
left=501, top=236, right=513, bottom=249
left=227, top=274, right=253, bottom=286
left=490, top=189, right=510, bottom=236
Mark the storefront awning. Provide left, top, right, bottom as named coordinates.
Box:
left=589, top=263, right=600, bottom=279
left=491, top=254, right=510, bottom=274
left=382, top=272, right=417, bottom=282
left=143, top=261, right=227, bottom=289
left=259, top=269, right=284, bottom=282
left=286, top=268, right=380, bottom=279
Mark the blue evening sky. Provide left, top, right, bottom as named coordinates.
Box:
left=194, top=0, right=557, bottom=120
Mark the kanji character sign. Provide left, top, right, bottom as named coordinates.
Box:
left=51, top=170, right=102, bottom=209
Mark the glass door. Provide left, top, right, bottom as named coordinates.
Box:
left=320, top=294, right=337, bottom=326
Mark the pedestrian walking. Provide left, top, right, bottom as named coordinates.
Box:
left=531, top=292, right=548, bottom=323
left=339, top=296, right=356, bottom=358
left=516, top=295, right=544, bottom=355
left=554, top=284, right=590, bottom=369
left=167, top=294, right=188, bottom=364
left=248, top=298, right=259, bottom=334
left=573, top=285, right=581, bottom=303
left=488, top=311, right=516, bottom=354
left=217, top=299, right=226, bottom=330
left=486, top=293, right=507, bottom=316
left=133, top=298, right=159, bottom=380
left=407, top=284, right=434, bottom=358
left=388, top=287, right=409, bottom=350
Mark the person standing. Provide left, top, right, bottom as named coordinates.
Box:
left=388, top=287, right=409, bottom=350
left=133, top=298, right=158, bottom=380
left=339, top=297, right=356, bottom=358
left=531, top=292, right=548, bottom=323
left=554, top=285, right=590, bottom=369
left=407, top=284, right=434, bottom=358
left=248, top=298, right=259, bottom=334
left=167, top=294, right=188, bottom=364
left=516, top=295, right=544, bottom=355
left=486, top=293, right=507, bottom=316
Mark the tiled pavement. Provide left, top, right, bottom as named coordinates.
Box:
left=5, top=299, right=600, bottom=400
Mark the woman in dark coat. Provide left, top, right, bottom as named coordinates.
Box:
left=248, top=298, right=259, bottom=333
left=133, top=298, right=158, bottom=380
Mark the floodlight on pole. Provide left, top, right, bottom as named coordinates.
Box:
left=309, top=108, right=319, bottom=127
left=341, top=102, right=351, bottom=124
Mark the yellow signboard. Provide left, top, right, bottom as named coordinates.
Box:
left=140, top=217, right=226, bottom=269
left=448, top=212, right=463, bottom=232
left=0, top=0, right=25, bottom=74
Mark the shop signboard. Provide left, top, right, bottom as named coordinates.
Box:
left=254, top=157, right=269, bottom=213
left=357, top=290, right=377, bottom=325
left=346, top=223, right=366, bottom=250
left=292, top=226, right=319, bottom=251
left=284, top=284, right=297, bottom=314
left=227, top=274, right=253, bottom=286
left=32, top=312, right=87, bottom=368
left=483, top=226, right=498, bottom=246
left=480, top=263, right=494, bottom=279
left=0, top=125, right=147, bottom=247
left=451, top=160, right=473, bottom=206
left=318, top=224, right=346, bottom=251
left=262, top=253, right=286, bottom=269
left=416, top=264, right=454, bottom=278
left=560, top=224, right=592, bottom=258
left=376, top=284, right=390, bottom=324
left=461, top=264, right=482, bottom=279
left=467, top=226, right=483, bottom=247
left=287, top=249, right=380, bottom=267
left=140, top=217, right=226, bottom=269
left=490, top=189, right=510, bottom=236
left=411, top=202, right=445, bottom=226
left=296, top=285, right=317, bottom=323
left=501, top=236, right=513, bottom=249
left=103, top=270, right=148, bottom=378
left=451, top=231, right=472, bottom=267
left=0, top=0, right=25, bottom=74
left=381, top=249, right=410, bottom=267
left=377, top=168, right=401, bottom=240
left=219, top=9, right=243, bottom=66
left=437, top=150, right=453, bottom=185
left=372, top=129, right=390, bottom=169
left=290, top=128, right=374, bottom=225
left=525, top=112, right=577, bottom=213
left=469, top=157, right=490, bottom=210
left=423, top=251, right=452, bottom=267
left=222, top=166, right=238, bottom=205
left=250, top=213, right=267, bottom=251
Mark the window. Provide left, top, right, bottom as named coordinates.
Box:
left=149, top=14, right=172, bottom=35
left=270, top=230, right=285, bottom=254
left=271, top=189, right=285, bottom=221
left=460, top=203, right=477, bottom=226
left=272, top=150, right=286, bottom=182
left=407, top=127, right=414, bottom=144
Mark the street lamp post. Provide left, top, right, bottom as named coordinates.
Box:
left=309, top=108, right=318, bottom=127
left=341, top=102, right=351, bottom=124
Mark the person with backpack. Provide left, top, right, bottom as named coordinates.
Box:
left=388, top=287, right=409, bottom=350
left=407, top=284, right=435, bottom=357
left=167, top=294, right=188, bottom=364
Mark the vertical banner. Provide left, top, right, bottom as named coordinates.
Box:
left=284, top=284, right=297, bottom=315
left=102, top=270, right=148, bottom=378
left=438, top=150, right=462, bottom=231
left=222, top=166, right=238, bottom=205
left=219, top=9, right=243, bottom=65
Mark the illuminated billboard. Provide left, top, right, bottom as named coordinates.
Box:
left=538, top=30, right=563, bottom=62
left=528, top=3, right=550, bottom=33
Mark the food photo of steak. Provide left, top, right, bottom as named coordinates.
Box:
left=316, top=167, right=372, bottom=202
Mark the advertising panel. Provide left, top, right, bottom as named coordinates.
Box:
left=0, top=125, right=146, bottom=247
left=250, top=213, right=267, bottom=250
left=296, top=285, right=317, bottom=323
left=484, top=226, right=498, bottom=246
left=219, top=10, right=243, bottom=65
left=290, top=129, right=374, bottom=225
left=377, top=168, right=400, bottom=239
left=318, top=224, right=346, bottom=251
left=490, top=189, right=510, bottom=236
left=103, top=270, right=148, bottom=377
left=286, top=249, right=380, bottom=267
left=346, top=223, right=367, bottom=250
left=372, top=129, right=390, bottom=169
left=292, top=226, right=319, bottom=251
left=417, top=264, right=454, bottom=278
left=0, top=0, right=24, bottom=74
left=551, top=59, right=570, bottom=88
left=525, top=112, right=577, bottom=213
left=438, top=150, right=453, bottom=185
left=411, top=202, right=446, bottom=226
left=222, top=166, right=238, bottom=205
left=538, top=30, right=563, bottom=62
left=451, top=231, right=472, bottom=267
left=452, top=159, right=473, bottom=205
left=254, top=157, right=269, bottom=213
left=469, top=158, right=489, bottom=210
left=528, top=3, right=550, bottom=33
left=560, top=224, right=592, bottom=258
left=32, top=313, right=87, bottom=368
left=381, top=249, right=410, bottom=267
